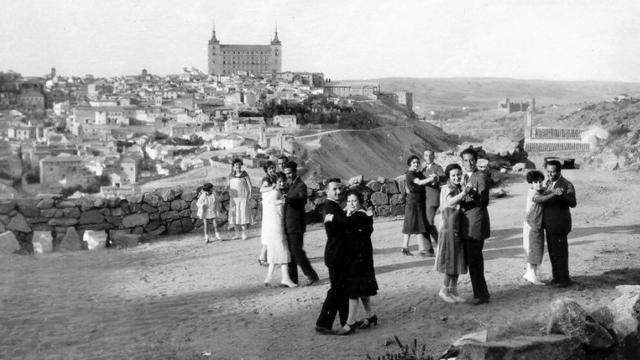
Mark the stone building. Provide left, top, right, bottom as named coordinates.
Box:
left=207, top=24, right=282, bottom=76
left=39, top=155, right=85, bottom=186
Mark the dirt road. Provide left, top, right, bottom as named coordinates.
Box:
left=1, top=170, right=639, bottom=359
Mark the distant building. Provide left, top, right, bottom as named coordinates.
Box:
left=323, top=82, right=379, bottom=99
left=498, top=98, right=535, bottom=113
left=119, top=157, right=138, bottom=184
left=207, top=24, right=282, bottom=76
left=170, top=124, right=200, bottom=138
left=39, top=155, right=86, bottom=186
left=18, top=90, right=45, bottom=112
left=272, top=114, right=299, bottom=129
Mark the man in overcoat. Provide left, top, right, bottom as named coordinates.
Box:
left=283, top=161, right=319, bottom=286
left=540, top=159, right=577, bottom=287
left=315, top=178, right=349, bottom=334
left=459, top=148, right=491, bottom=305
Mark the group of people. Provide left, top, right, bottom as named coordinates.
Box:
left=402, top=148, right=577, bottom=305
left=195, top=148, right=577, bottom=335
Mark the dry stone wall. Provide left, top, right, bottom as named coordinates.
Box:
left=0, top=176, right=409, bottom=254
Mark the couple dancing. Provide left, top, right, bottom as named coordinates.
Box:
left=315, top=179, right=379, bottom=336
left=260, top=161, right=319, bottom=288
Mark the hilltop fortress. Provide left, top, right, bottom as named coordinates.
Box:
left=207, top=24, right=282, bottom=76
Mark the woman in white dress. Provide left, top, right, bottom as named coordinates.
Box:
left=228, top=159, right=252, bottom=240
left=258, top=161, right=278, bottom=266
left=262, top=172, right=297, bottom=288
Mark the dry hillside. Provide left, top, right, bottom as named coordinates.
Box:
left=300, top=122, right=458, bottom=180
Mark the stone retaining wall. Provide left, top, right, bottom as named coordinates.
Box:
left=0, top=176, right=409, bottom=254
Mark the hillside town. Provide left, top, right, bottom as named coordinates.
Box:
left=0, top=66, right=415, bottom=198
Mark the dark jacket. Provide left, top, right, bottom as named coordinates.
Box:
left=459, top=170, right=491, bottom=241
left=422, top=163, right=445, bottom=207
left=284, top=177, right=307, bottom=234
left=541, top=176, right=577, bottom=234
left=323, top=199, right=348, bottom=268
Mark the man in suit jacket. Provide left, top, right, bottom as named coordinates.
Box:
left=540, top=160, right=577, bottom=287
left=315, top=178, right=349, bottom=334
left=283, top=161, right=319, bottom=286
left=459, top=148, right=491, bottom=305
left=422, top=149, right=445, bottom=253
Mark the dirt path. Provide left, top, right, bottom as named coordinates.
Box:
left=1, top=170, right=639, bottom=360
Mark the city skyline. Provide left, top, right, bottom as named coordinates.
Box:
left=1, top=0, right=639, bottom=82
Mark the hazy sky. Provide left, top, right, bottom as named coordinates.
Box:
left=1, top=0, right=639, bottom=82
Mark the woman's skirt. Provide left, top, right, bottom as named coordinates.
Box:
left=402, top=193, right=428, bottom=234
left=434, top=207, right=467, bottom=275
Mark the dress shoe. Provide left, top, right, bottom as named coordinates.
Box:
left=553, top=280, right=574, bottom=288
left=336, top=323, right=356, bottom=336
left=469, top=296, right=490, bottom=305
left=357, top=315, right=378, bottom=329
left=401, top=248, right=413, bottom=256
left=305, top=276, right=320, bottom=286
left=315, top=326, right=336, bottom=335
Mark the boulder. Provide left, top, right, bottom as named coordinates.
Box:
left=171, top=199, right=188, bottom=211
left=366, top=180, right=383, bottom=192
left=48, top=218, right=79, bottom=226
left=141, top=225, right=166, bottom=241
left=7, top=213, right=32, bottom=233
left=181, top=218, right=194, bottom=233
left=389, top=194, right=405, bottom=206
left=0, top=215, right=8, bottom=224
left=112, top=233, right=140, bottom=248
left=62, top=207, right=81, bottom=218
left=167, top=220, right=183, bottom=234
left=55, top=200, right=76, bottom=208
left=122, top=213, right=149, bottom=228
left=181, top=190, right=196, bottom=202
left=143, top=192, right=161, bottom=207
left=36, top=198, right=55, bottom=209
left=77, top=197, right=94, bottom=212
left=0, top=200, right=16, bottom=214
left=0, top=231, right=20, bottom=254
left=16, top=199, right=40, bottom=217
left=161, top=211, right=180, bottom=221
left=157, top=202, right=170, bottom=212
left=126, top=193, right=143, bottom=204
left=382, top=181, right=399, bottom=194
left=160, top=189, right=175, bottom=202
left=32, top=231, right=54, bottom=254
left=93, top=198, right=106, bottom=207
left=129, top=203, right=141, bottom=213
left=79, top=209, right=104, bottom=225
left=110, top=207, right=124, bottom=217
left=609, top=285, right=640, bottom=359
left=458, top=334, right=585, bottom=360
left=141, top=204, right=157, bottom=213
left=547, top=298, right=614, bottom=350
left=83, top=230, right=107, bottom=250
left=370, top=192, right=389, bottom=206
left=58, top=228, right=82, bottom=251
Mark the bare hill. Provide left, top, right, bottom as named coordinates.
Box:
left=372, top=77, right=640, bottom=116
left=300, top=122, right=458, bottom=180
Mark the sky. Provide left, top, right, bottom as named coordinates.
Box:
left=1, top=0, right=639, bottom=82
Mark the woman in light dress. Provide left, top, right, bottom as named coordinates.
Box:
left=262, top=172, right=297, bottom=288
left=228, top=158, right=252, bottom=240
left=258, top=161, right=278, bottom=266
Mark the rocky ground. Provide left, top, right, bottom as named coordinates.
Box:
left=1, top=169, right=639, bottom=360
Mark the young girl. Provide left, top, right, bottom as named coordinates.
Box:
left=434, top=163, right=469, bottom=303
left=197, top=183, right=221, bottom=243
left=228, top=159, right=252, bottom=241
left=523, top=170, right=555, bottom=285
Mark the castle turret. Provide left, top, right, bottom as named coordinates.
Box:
left=270, top=24, right=282, bottom=74
left=208, top=22, right=221, bottom=75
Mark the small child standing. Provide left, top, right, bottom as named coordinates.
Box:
left=523, top=170, right=555, bottom=285
left=197, top=183, right=221, bottom=243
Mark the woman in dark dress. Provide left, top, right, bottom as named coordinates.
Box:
left=337, top=190, right=379, bottom=336
left=401, top=155, right=432, bottom=256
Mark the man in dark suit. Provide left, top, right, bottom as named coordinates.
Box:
left=283, top=161, right=319, bottom=286
left=315, top=178, right=349, bottom=334
left=422, top=149, right=445, bottom=255
left=459, top=148, right=491, bottom=305
left=540, top=160, right=577, bottom=287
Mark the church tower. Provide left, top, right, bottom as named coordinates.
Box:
left=208, top=22, right=221, bottom=75
left=270, top=24, right=282, bottom=74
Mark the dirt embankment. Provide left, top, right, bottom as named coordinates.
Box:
left=300, top=122, right=458, bottom=180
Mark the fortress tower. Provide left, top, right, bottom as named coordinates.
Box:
left=207, top=23, right=282, bottom=76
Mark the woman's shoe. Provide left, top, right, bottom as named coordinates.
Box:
left=358, top=315, right=378, bottom=329
left=241, top=232, right=248, bottom=241
left=214, top=232, right=222, bottom=241
left=280, top=280, right=298, bottom=288
left=448, top=287, right=466, bottom=303
left=401, top=248, right=413, bottom=256
left=336, top=323, right=356, bottom=336
left=438, top=287, right=456, bottom=303
left=257, top=258, right=268, bottom=267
